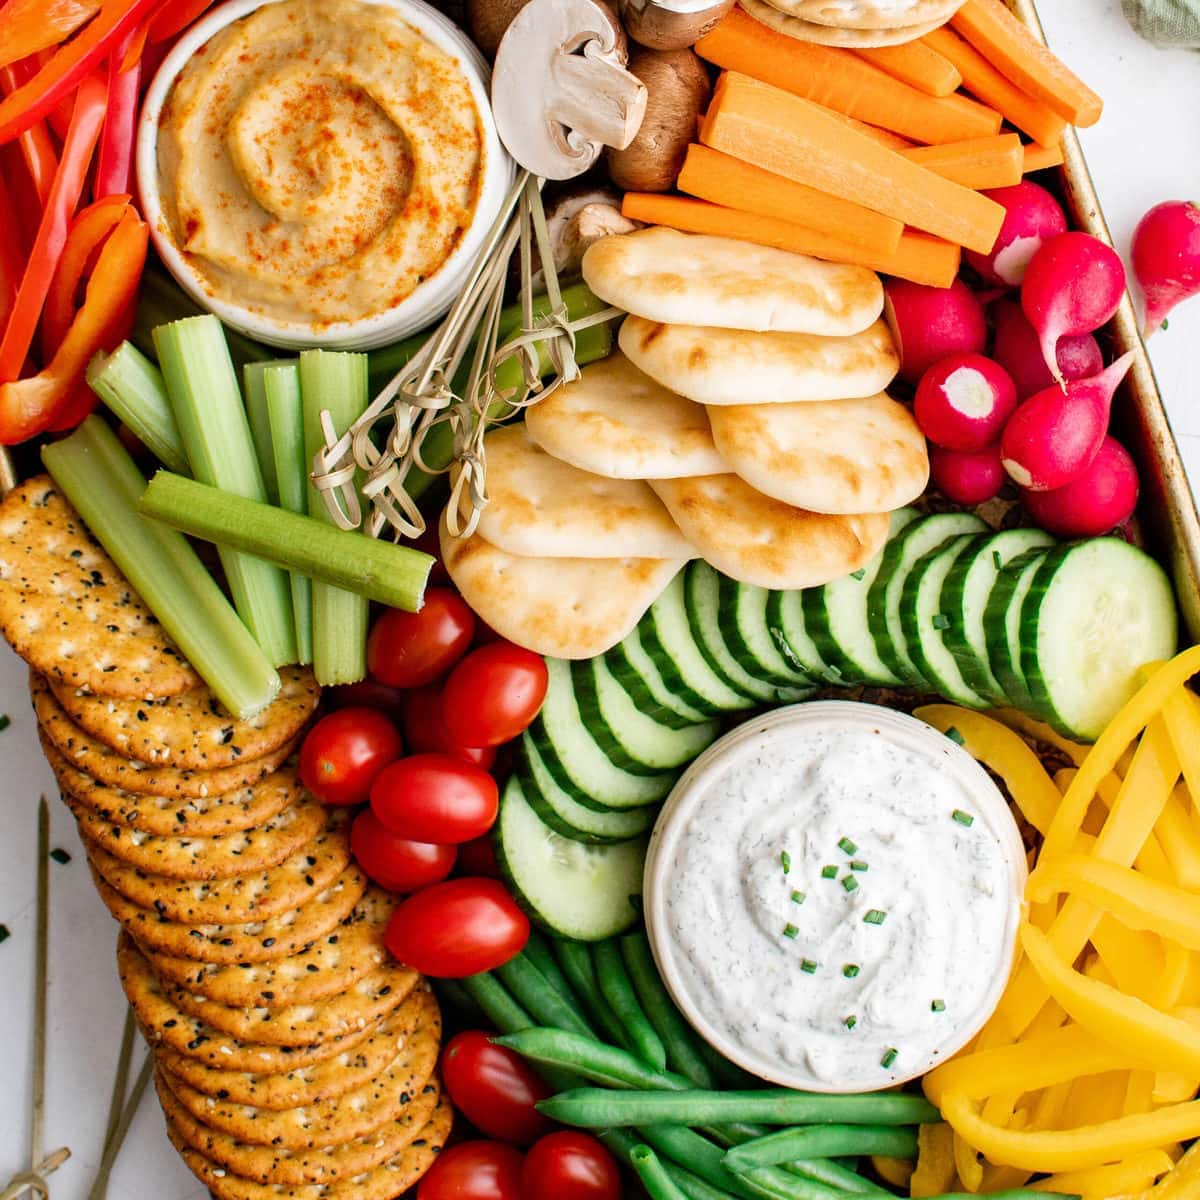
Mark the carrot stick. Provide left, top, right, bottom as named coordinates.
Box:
left=900, top=134, right=1023, bottom=190
left=853, top=41, right=962, bottom=98
left=951, top=0, right=1102, bottom=127
left=695, top=8, right=1001, bottom=145
left=678, top=144, right=904, bottom=255
left=701, top=72, right=1004, bottom=254
left=620, top=193, right=961, bottom=288
left=922, top=26, right=1068, bottom=149
left=823, top=108, right=914, bottom=150
left=1023, top=140, right=1065, bottom=173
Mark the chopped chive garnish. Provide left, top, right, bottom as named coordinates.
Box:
left=931, top=999, right=946, bottom=1013
left=952, top=809, right=975, bottom=827
left=850, top=860, right=868, bottom=872
left=838, top=837, right=858, bottom=855
left=0, top=924, right=9, bottom=944
left=841, top=875, right=859, bottom=893
left=1163, top=318, right=1170, bottom=331
left=844, top=1015, right=858, bottom=1030
left=992, top=550, right=1003, bottom=570
left=49, top=848, right=71, bottom=865
left=843, top=964, right=860, bottom=978
left=881, top=1048, right=898, bottom=1069
left=780, top=850, right=791, bottom=874
left=864, top=909, right=887, bottom=926
left=790, top=890, right=806, bottom=905
left=801, top=959, right=818, bottom=974
left=850, top=568, right=866, bottom=581
left=821, top=865, right=838, bottom=879
left=783, top=924, right=799, bottom=940
left=932, top=613, right=950, bottom=630
left=945, top=726, right=965, bottom=746
left=0, top=714, right=9, bottom=733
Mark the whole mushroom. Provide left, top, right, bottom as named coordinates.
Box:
left=618, top=0, right=737, bottom=49
left=466, top=0, right=532, bottom=57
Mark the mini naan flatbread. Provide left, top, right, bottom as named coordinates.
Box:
left=440, top=514, right=685, bottom=660
left=758, top=0, right=961, bottom=30
left=708, top=395, right=929, bottom=514
left=619, top=315, right=899, bottom=406
left=582, top=228, right=883, bottom=335
left=650, top=475, right=890, bottom=589
left=739, top=0, right=950, bottom=44
left=524, top=352, right=726, bottom=479
left=470, top=425, right=695, bottom=558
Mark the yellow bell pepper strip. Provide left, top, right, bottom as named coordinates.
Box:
left=1162, top=688, right=1200, bottom=815
left=1123, top=1071, right=1156, bottom=1115
left=0, top=208, right=146, bottom=442
left=914, top=706, right=1062, bottom=833
left=1155, top=785, right=1200, bottom=889
left=953, top=1131, right=984, bottom=1193
left=1091, top=916, right=1165, bottom=1004
left=1029, top=1150, right=1174, bottom=1197
left=992, top=708, right=1091, bottom=766
left=1151, top=944, right=1192, bottom=1012
left=0, top=0, right=101, bottom=71
left=870, top=1155, right=912, bottom=1190
left=982, top=1165, right=1034, bottom=1192
left=911, top=1124, right=958, bottom=1198
left=1149, top=1140, right=1200, bottom=1196
left=1064, top=1069, right=1135, bottom=1126
left=1152, top=1070, right=1198, bottom=1103
left=1028, top=1079, right=1073, bottom=1131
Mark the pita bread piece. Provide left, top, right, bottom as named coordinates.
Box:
left=582, top=227, right=883, bottom=335
left=758, top=0, right=962, bottom=31
left=739, top=0, right=951, bottom=44
left=471, top=424, right=695, bottom=559
left=650, top=474, right=890, bottom=590
left=440, top=514, right=686, bottom=660
left=620, top=315, right=899, bottom=406
left=524, top=352, right=726, bottom=479
left=708, top=394, right=929, bottom=514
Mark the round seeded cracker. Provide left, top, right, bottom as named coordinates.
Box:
left=0, top=477, right=199, bottom=697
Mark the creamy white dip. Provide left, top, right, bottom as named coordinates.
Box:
left=647, top=704, right=1024, bottom=1092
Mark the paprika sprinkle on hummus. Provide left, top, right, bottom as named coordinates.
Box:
left=155, top=0, right=483, bottom=327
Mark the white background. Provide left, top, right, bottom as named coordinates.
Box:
left=2, top=5, right=1199, bottom=1197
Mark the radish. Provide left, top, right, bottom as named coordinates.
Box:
left=999, top=351, right=1135, bottom=492
left=964, top=181, right=1068, bottom=287
left=1021, top=436, right=1139, bottom=536
left=1131, top=200, right=1200, bottom=337
left=913, top=353, right=1017, bottom=451
left=884, top=278, right=988, bottom=384
left=991, top=299, right=1103, bottom=400
left=929, top=442, right=1006, bottom=506
left=1021, top=232, right=1126, bottom=384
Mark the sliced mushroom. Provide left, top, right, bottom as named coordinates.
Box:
left=492, top=0, right=649, bottom=180
left=618, top=0, right=737, bottom=49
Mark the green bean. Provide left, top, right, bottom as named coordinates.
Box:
left=522, top=929, right=583, bottom=1010
left=539, top=1087, right=939, bottom=1129
left=434, top=979, right=479, bottom=1019
left=554, top=937, right=633, bottom=1051
left=725, top=1126, right=917, bottom=1174
left=496, top=1028, right=694, bottom=1091
left=621, top=931, right=716, bottom=1088
left=632, top=1144, right=692, bottom=1200
left=460, top=971, right=534, bottom=1035
left=593, top=939, right=667, bottom=1071
left=601, top=1129, right=739, bottom=1200
left=495, top=953, right=595, bottom=1039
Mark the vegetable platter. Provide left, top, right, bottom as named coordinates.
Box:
left=3, top=1, right=1200, bottom=1200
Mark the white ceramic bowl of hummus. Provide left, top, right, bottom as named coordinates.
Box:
left=644, top=701, right=1027, bottom=1094
left=137, top=0, right=515, bottom=350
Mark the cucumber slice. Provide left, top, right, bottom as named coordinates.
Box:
left=515, top=736, right=655, bottom=844
left=640, top=570, right=756, bottom=715
left=604, top=627, right=712, bottom=729
left=899, top=534, right=989, bottom=706
left=718, top=575, right=816, bottom=688
left=983, top=547, right=1051, bottom=711
left=866, top=512, right=988, bottom=684
left=685, top=561, right=811, bottom=704
left=572, top=658, right=719, bottom=776
left=495, top=774, right=647, bottom=941
left=1019, top=538, right=1179, bottom=741
left=765, top=590, right=837, bottom=682
left=941, top=528, right=1055, bottom=704
left=801, top=506, right=920, bottom=685
left=532, top=658, right=677, bottom=810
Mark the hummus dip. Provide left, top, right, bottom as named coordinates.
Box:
left=156, top=0, right=483, bottom=326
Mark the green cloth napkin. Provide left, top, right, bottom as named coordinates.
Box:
left=1122, top=0, right=1200, bottom=45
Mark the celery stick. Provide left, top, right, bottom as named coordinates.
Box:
left=263, top=363, right=313, bottom=666
left=299, top=350, right=371, bottom=685
left=42, top=418, right=280, bottom=719
left=243, top=360, right=293, bottom=503
left=86, top=343, right=189, bottom=475
left=154, top=316, right=297, bottom=668
left=140, top=473, right=431, bottom=612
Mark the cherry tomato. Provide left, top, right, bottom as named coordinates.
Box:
left=440, top=643, right=548, bottom=748
left=371, top=754, right=499, bottom=844
left=326, top=679, right=406, bottom=719
left=441, top=1031, right=554, bottom=1145
left=417, top=1140, right=523, bottom=1200
left=457, top=834, right=502, bottom=880
left=403, top=686, right=497, bottom=770
left=367, top=589, right=475, bottom=689
left=350, top=808, right=456, bottom=894
left=521, top=1132, right=621, bottom=1200
left=385, top=877, right=528, bottom=977
left=298, top=708, right=403, bottom=806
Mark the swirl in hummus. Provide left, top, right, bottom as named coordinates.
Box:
left=156, top=0, right=483, bottom=327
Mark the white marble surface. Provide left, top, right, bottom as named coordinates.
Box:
left=1, top=5, right=1199, bottom=1198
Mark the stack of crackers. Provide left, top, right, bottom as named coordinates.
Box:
left=0, top=477, right=452, bottom=1198
left=737, top=0, right=964, bottom=47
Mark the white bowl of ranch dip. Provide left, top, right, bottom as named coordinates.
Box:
left=644, top=701, right=1027, bottom=1093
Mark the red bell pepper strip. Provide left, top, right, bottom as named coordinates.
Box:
left=0, top=63, right=59, bottom=207
left=119, top=23, right=148, bottom=73
left=0, top=209, right=147, bottom=443
left=46, top=93, right=74, bottom=143
left=0, top=72, right=106, bottom=383
left=0, top=0, right=102, bottom=72
left=0, top=172, right=26, bottom=328
left=148, top=0, right=216, bottom=44
left=95, top=29, right=142, bottom=198
left=41, top=193, right=132, bottom=359
left=0, top=0, right=161, bottom=145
